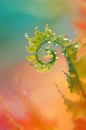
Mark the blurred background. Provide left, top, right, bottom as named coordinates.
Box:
left=0, top=0, right=86, bottom=130
left=0, top=0, right=74, bottom=67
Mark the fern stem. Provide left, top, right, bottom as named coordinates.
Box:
left=64, top=48, right=86, bottom=99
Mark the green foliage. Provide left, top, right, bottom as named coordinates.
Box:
left=26, top=25, right=86, bottom=96
left=26, top=25, right=58, bottom=72
left=26, top=25, right=86, bottom=119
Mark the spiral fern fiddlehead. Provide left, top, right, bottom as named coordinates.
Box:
left=25, top=25, right=75, bottom=72
left=26, top=25, right=58, bottom=72
left=25, top=25, right=86, bottom=98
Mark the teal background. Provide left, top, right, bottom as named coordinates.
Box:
left=0, top=0, right=74, bottom=66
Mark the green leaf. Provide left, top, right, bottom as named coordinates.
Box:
left=65, top=73, right=80, bottom=93
left=26, top=55, right=36, bottom=61
left=26, top=45, right=37, bottom=53
left=63, top=42, right=86, bottom=98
